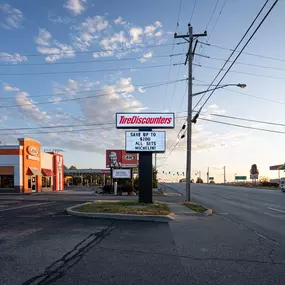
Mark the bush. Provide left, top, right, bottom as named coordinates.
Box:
left=259, top=181, right=279, bottom=187
left=103, top=185, right=113, bottom=193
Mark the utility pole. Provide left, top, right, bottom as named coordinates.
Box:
left=174, top=25, right=207, bottom=202
left=224, top=166, right=226, bottom=184
left=207, top=167, right=209, bottom=184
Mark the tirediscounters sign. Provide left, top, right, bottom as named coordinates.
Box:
left=116, top=113, right=175, bottom=129
left=125, top=131, right=166, bottom=153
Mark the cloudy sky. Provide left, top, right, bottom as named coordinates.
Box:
left=0, top=0, right=284, bottom=182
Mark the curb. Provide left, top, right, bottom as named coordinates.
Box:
left=66, top=203, right=176, bottom=223
left=173, top=209, right=213, bottom=217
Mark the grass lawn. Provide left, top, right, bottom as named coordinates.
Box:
left=183, top=202, right=207, bottom=213
left=75, top=200, right=171, bottom=215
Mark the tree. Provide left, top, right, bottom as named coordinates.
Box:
left=69, top=165, right=77, bottom=170
left=196, top=177, right=203, bottom=183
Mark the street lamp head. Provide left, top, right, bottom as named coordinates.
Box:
left=237, top=83, right=247, bottom=88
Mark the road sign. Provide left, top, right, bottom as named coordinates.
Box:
left=235, top=176, right=247, bottom=180
left=250, top=174, right=259, bottom=179
left=209, top=177, right=214, bottom=180
left=125, top=131, right=166, bottom=153
left=116, top=113, right=175, bottom=129
left=112, top=169, right=131, bottom=179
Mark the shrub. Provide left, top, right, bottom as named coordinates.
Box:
left=103, top=185, right=112, bottom=193
left=196, top=177, right=203, bottom=183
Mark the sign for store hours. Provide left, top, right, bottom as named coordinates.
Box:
left=125, top=131, right=166, bottom=153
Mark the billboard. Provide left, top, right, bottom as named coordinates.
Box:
left=106, top=150, right=138, bottom=168
left=106, top=150, right=122, bottom=168
left=122, top=150, right=138, bottom=167
left=112, top=169, right=131, bottom=179
left=125, top=131, right=166, bottom=153
left=116, top=113, right=175, bottom=129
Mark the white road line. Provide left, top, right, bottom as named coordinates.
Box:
left=268, top=207, right=285, bottom=214
left=0, top=202, right=54, bottom=212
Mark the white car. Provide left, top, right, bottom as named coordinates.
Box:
left=281, top=185, right=285, bottom=192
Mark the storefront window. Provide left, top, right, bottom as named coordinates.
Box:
left=42, top=176, right=52, bottom=188
left=0, top=175, right=14, bottom=188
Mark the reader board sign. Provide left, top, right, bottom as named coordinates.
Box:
left=112, top=169, right=131, bottom=179
left=125, top=131, right=166, bottom=153
left=116, top=113, right=175, bottom=129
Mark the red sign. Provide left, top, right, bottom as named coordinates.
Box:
left=122, top=150, right=138, bottom=168
left=106, top=150, right=138, bottom=168
left=116, top=113, right=175, bottom=129
left=106, top=150, right=122, bottom=168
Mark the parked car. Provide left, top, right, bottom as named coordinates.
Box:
left=281, top=178, right=285, bottom=192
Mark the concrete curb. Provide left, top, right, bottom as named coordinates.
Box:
left=173, top=209, right=213, bottom=217
left=66, top=202, right=176, bottom=223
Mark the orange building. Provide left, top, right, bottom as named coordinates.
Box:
left=0, top=138, right=64, bottom=193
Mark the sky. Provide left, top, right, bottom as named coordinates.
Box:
left=0, top=0, right=284, bottom=183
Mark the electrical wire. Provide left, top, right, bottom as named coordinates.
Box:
left=205, top=0, right=221, bottom=32
left=189, top=0, right=197, bottom=23
left=0, top=42, right=184, bottom=59
left=199, top=0, right=278, bottom=111
left=0, top=53, right=183, bottom=68
left=0, top=78, right=187, bottom=109
left=0, top=63, right=171, bottom=76
left=200, top=117, right=285, bottom=135
left=199, top=41, right=285, bottom=62
left=1, top=78, right=186, bottom=101
left=193, top=0, right=270, bottom=111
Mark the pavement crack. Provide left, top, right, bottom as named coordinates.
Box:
left=21, top=222, right=116, bottom=285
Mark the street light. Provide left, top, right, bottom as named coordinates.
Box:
left=192, top=83, right=246, bottom=97
left=191, top=83, right=247, bottom=124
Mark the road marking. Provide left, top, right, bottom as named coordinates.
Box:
left=268, top=207, right=285, bottom=214
left=0, top=202, right=54, bottom=212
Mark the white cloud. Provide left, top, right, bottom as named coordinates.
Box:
left=114, top=16, right=126, bottom=25
left=0, top=52, right=27, bottom=64
left=3, top=83, right=19, bottom=91
left=129, top=27, right=143, bottom=44
left=14, top=92, right=51, bottom=122
left=72, top=16, right=109, bottom=50
left=64, top=0, right=87, bottom=15
left=0, top=4, right=24, bottom=29
left=48, top=13, right=75, bottom=25
left=35, top=28, right=75, bottom=62
left=138, top=51, right=153, bottom=63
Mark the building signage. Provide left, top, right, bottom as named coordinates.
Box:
left=106, top=150, right=138, bottom=168
left=209, top=177, right=214, bottom=181
left=116, top=113, right=175, bottom=129
left=112, top=168, right=131, bottom=179
left=125, top=131, right=166, bottom=153
left=235, top=176, right=247, bottom=180
left=250, top=174, right=258, bottom=179
left=27, top=146, right=39, bottom=156
left=27, top=155, right=40, bottom=161
left=122, top=150, right=138, bottom=168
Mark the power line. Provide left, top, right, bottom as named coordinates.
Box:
left=199, top=41, right=285, bottom=63
left=195, top=54, right=285, bottom=71
left=177, top=0, right=183, bottom=27
left=193, top=0, right=270, bottom=112
left=1, top=78, right=185, bottom=101
left=205, top=0, right=220, bottom=31
left=194, top=63, right=285, bottom=81
left=210, top=113, right=285, bottom=128
left=189, top=0, right=197, bottom=23
left=0, top=42, right=185, bottom=59
left=199, top=0, right=278, bottom=112
left=0, top=63, right=171, bottom=76
left=0, top=53, right=183, bottom=68
left=0, top=78, right=187, bottom=109
left=0, top=115, right=188, bottom=134
left=200, top=117, right=285, bottom=135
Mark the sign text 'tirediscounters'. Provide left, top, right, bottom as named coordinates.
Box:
left=116, top=113, right=175, bottom=129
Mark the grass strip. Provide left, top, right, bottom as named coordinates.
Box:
left=183, top=202, right=207, bottom=213
left=75, top=200, right=170, bottom=215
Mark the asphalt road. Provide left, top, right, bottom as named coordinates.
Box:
left=163, top=183, right=285, bottom=245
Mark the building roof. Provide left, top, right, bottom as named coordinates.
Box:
left=65, top=169, right=110, bottom=174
